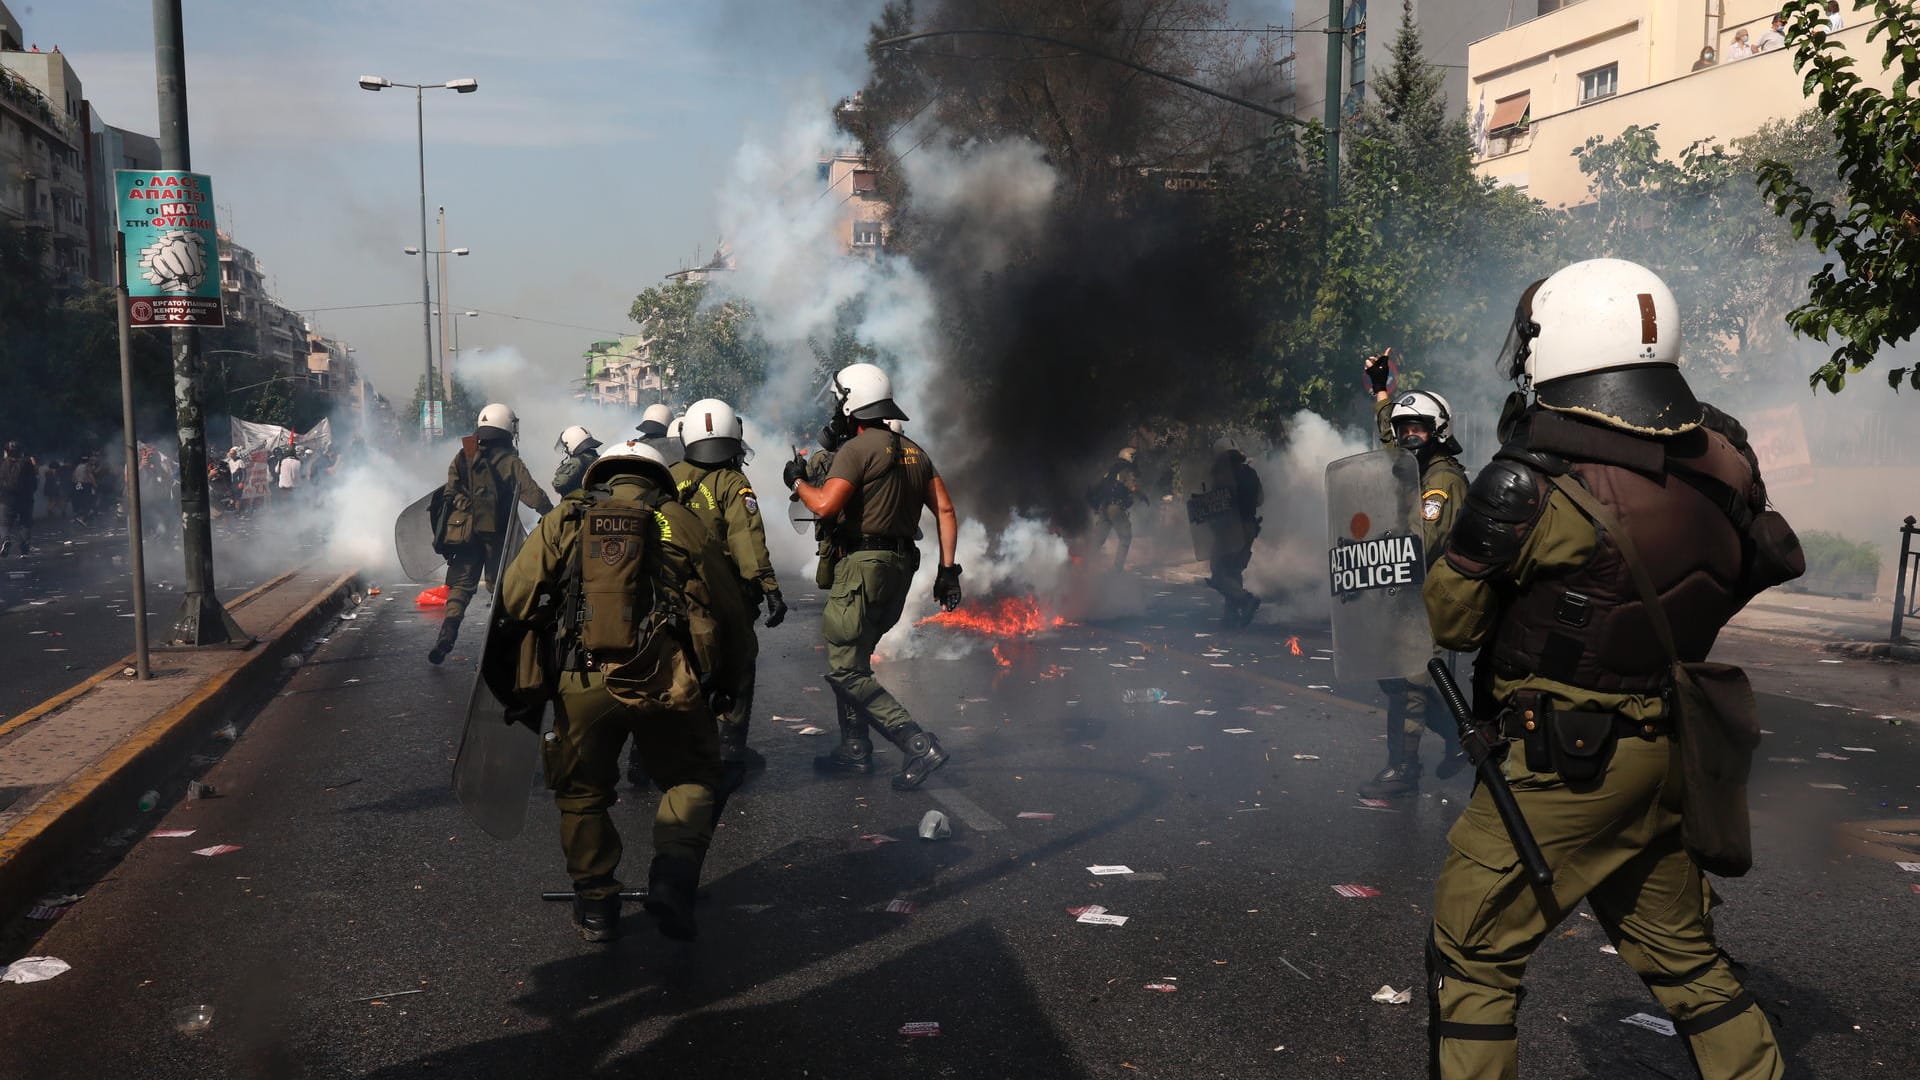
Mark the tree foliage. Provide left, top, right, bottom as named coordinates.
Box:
left=1757, top=0, right=1920, bottom=392
left=627, top=279, right=769, bottom=406
left=0, top=219, right=173, bottom=454
left=1565, top=113, right=1837, bottom=392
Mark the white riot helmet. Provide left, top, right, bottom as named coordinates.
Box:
left=884, top=419, right=905, bottom=434
left=555, top=425, right=600, bottom=456
left=1389, top=390, right=1459, bottom=454
left=1502, top=258, right=1700, bottom=434
left=658, top=416, right=687, bottom=466
left=681, top=398, right=745, bottom=466
left=833, top=362, right=909, bottom=423
left=637, top=402, right=673, bottom=440
left=581, top=438, right=675, bottom=490
left=476, top=403, right=519, bottom=441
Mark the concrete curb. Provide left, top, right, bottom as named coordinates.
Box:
left=1824, top=640, right=1920, bottom=664
left=0, top=569, right=298, bottom=743
left=0, top=568, right=362, bottom=919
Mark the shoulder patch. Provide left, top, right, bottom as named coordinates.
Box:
left=1421, top=497, right=1444, bottom=521
left=742, top=493, right=759, bottom=516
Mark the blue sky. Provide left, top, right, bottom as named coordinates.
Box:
left=19, top=0, right=1290, bottom=401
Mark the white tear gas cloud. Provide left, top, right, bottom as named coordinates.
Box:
left=704, top=104, right=1071, bottom=655
left=1242, top=411, right=1376, bottom=625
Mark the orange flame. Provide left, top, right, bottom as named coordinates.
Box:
left=991, top=644, right=1013, bottom=668
left=919, top=595, right=1074, bottom=639
left=1287, top=636, right=1303, bottom=656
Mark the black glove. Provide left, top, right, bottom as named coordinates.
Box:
left=782, top=456, right=808, bottom=491
left=933, top=563, right=963, bottom=612
left=1365, top=349, right=1395, bottom=394
left=763, top=588, right=788, bottom=628
left=708, top=687, right=736, bottom=718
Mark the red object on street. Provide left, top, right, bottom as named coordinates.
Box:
left=415, top=586, right=449, bottom=607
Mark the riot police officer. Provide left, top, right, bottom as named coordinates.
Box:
left=431, top=404, right=554, bottom=665
left=783, top=363, right=961, bottom=790
left=1203, top=437, right=1263, bottom=627
left=551, top=425, right=601, bottom=498
left=672, top=398, right=787, bottom=791
left=1361, top=353, right=1470, bottom=797
left=1422, top=260, right=1788, bottom=1077
left=1087, top=447, right=1145, bottom=572
left=497, top=439, right=756, bottom=943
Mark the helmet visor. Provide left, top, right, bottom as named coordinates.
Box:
left=1496, top=278, right=1547, bottom=385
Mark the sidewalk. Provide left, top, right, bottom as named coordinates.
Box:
left=0, top=567, right=363, bottom=918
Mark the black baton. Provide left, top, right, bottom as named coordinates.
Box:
left=1428, top=658, right=1554, bottom=888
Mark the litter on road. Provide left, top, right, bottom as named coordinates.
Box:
left=1371, top=985, right=1412, bottom=1004
left=1143, top=983, right=1178, bottom=993
left=794, top=725, right=828, bottom=736
left=1016, top=812, right=1055, bottom=820
left=900, top=1022, right=941, bottom=1037
left=1292, top=754, right=1320, bottom=761
left=918, top=810, right=951, bottom=840
left=1077, top=911, right=1129, bottom=926
left=192, top=844, right=243, bottom=857
left=884, top=899, right=919, bottom=914
left=1088, top=865, right=1135, bottom=876
left=1895, top=861, right=1920, bottom=873
left=1222, top=727, right=1255, bottom=735
left=1, top=957, right=70, bottom=984
left=1620, top=1013, right=1677, bottom=1037
left=1332, top=884, right=1382, bottom=898
left=150, top=829, right=196, bottom=838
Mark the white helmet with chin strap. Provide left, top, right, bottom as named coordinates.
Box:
left=476, top=403, right=519, bottom=440
left=637, top=403, right=673, bottom=440
left=1389, top=390, right=1457, bottom=454
left=581, top=438, right=675, bottom=490
left=681, top=398, right=745, bottom=466
left=1504, top=258, right=1700, bottom=435
left=833, top=363, right=909, bottom=423
left=555, top=425, right=599, bottom=456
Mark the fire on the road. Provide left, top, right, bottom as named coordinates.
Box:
left=919, top=595, right=1074, bottom=639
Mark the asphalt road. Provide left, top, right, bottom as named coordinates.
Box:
left=0, top=515, right=315, bottom=721
left=3, top=572, right=1917, bottom=1078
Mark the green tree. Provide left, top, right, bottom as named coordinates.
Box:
left=1757, top=0, right=1920, bottom=391
left=1292, top=1, right=1553, bottom=410
left=405, top=374, right=481, bottom=438
left=628, top=279, right=768, bottom=405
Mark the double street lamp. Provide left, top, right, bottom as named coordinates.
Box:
left=357, top=73, right=477, bottom=436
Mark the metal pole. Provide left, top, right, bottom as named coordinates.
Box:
left=1894, top=516, right=1916, bottom=643
left=1324, top=0, right=1343, bottom=205
left=438, top=208, right=452, bottom=401
left=152, top=0, right=244, bottom=646
left=114, top=230, right=152, bottom=679
left=416, top=86, right=437, bottom=436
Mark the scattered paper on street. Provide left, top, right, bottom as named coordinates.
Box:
left=859, top=834, right=899, bottom=845
left=1332, top=884, right=1381, bottom=898
left=150, top=829, right=197, bottom=838
left=1895, top=862, right=1920, bottom=873
left=192, top=845, right=242, bottom=857
left=1077, top=911, right=1129, bottom=926
left=0, top=957, right=70, bottom=984
left=1016, top=811, right=1055, bottom=820
left=899, top=1021, right=941, bottom=1037
left=1370, top=985, right=1412, bottom=1004
left=795, top=725, right=828, bottom=735
left=884, top=899, right=918, bottom=914
left=1143, top=982, right=1178, bottom=993
left=1292, top=754, right=1320, bottom=761
left=1619, top=1013, right=1677, bottom=1036
left=1222, top=727, right=1254, bottom=735
left=1088, top=865, right=1134, bottom=875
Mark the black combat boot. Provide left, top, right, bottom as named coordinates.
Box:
left=642, top=855, right=701, bottom=942
left=1361, top=733, right=1424, bottom=798
left=427, top=616, right=461, bottom=665
left=1433, top=736, right=1469, bottom=779
left=815, top=699, right=875, bottom=776
left=887, top=724, right=949, bottom=792
left=571, top=892, right=620, bottom=944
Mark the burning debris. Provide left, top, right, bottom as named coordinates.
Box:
left=918, top=595, right=1074, bottom=639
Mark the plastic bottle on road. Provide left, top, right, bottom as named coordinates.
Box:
left=1121, top=688, right=1168, bottom=704
left=136, top=790, right=159, bottom=812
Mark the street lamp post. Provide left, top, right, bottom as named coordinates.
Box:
left=357, top=74, right=477, bottom=438
left=435, top=307, right=479, bottom=365
left=408, top=242, right=471, bottom=399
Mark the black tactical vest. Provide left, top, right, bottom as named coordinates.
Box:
left=1485, top=412, right=1757, bottom=696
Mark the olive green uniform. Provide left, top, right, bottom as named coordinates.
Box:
left=1088, top=459, right=1142, bottom=571
left=670, top=459, right=779, bottom=735
left=1423, top=486, right=1781, bottom=1079
left=1375, top=398, right=1469, bottom=746
left=552, top=449, right=597, bottom=498
left=443, top=440, right=553, bottom=623
left=498, top=474, right=755, bottom=902
left=821, top=428, right=936, bottom=741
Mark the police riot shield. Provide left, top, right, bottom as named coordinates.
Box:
left=1187, top=488, right=1250, bottom=562
left=394, top=488, right=446, bottom=582
left=1325, top=448, right=1433, bottom=683
left=452, top=517, right=545, bottom=841
left=788, top=496, right=815, bottom=536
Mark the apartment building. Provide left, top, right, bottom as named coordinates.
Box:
left=1468, top=1, right=1886, bottom=205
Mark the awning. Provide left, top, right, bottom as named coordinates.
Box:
left=1488, top=91, right=1531, bottom=132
